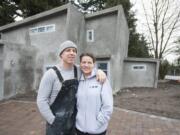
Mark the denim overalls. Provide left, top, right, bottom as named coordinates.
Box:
left=46, top=66, right=78, bottom=135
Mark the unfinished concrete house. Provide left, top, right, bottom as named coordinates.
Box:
left=0, top=4, right=159, bottom=100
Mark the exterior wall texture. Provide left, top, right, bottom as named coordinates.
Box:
left=29, top=13, right=68, bottom=90
left=113, top=6, right=129, bottom=92
left=1, top=12, right=68, bottom=95
left=66, top=4, right=85, bottom=63
left=84, top=14, right=118, bottom=90
left=85, top=14, right=117, bottom=53
left=122, top=59, right=159, bottom=88
left=2, top=41, right=37, bottom=98
left=0, top=4, right=130, bottom=99
left=0, top=5, right=69, bottom=99
left=84, top=5, right=129, bottom=92
left=0, top=3, right=158, bottom=100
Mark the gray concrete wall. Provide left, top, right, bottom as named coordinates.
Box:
left=30, top=13, right=67, bottom=57
left=2, top=12, right=67, bottom=59
left=0, top=4, right=130, bottom=99
left=112, top=6, right=129, bottom=92
left=117, top=6, right=129, bottom=59
left=84, top=13, right=117, bottom=90
left=2, top=27, right=30, bottom=45
left=85, top=14, right=117, bottom=54
left=122, top=58, right=159, bottom=88
left=84, top=5, right=129, bottom=92
left=1, top=13, right=68, bottom=92
left=66, top=4, right=85, bottom=62
left=0, top=43, right=4, bottom=100
left=2, top=41, right=36, bottom=98
left=0, top=5, right=69, bottom=92
left=29, top=13, right=68, bottom=90
left=1, top=14, right=66, bottom=46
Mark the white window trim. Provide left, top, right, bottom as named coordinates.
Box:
left=96, top=60, right=110, bottom=80
left=46, top=24, right=56, bottom=32
left=131, top=64, right=147, bottom=71
left=29, top=24, right=55, bottom=35
left=86, top=29, right=94, bottom=42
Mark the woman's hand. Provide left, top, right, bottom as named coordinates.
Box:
left=96, top=69, right=106, bottom=83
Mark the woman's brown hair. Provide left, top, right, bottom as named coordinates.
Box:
left=80, top=53, right=96, bottom=63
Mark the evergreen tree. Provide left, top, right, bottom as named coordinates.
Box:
left=0, top=0, right=68, bottom=26
left=0, top=0, right=17, bottom=26
left=159, top=59, right=170, bottom=79
left=13, top=0, right=68, bottom=18
left=128, top=34, right=151, bottom=58
left=77, top=0, right=106, bottom=12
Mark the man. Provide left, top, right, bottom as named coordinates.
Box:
left=37, top=40, right=106, bottom=135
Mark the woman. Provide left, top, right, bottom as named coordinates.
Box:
left=76, top=53, right=113, bottom=135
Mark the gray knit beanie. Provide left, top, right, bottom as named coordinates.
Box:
left=59, top=40, right=77, bottom=55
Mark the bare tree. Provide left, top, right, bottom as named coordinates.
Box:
left=141, top=0, right=180, bottom=59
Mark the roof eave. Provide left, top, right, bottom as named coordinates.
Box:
left=0, top=4, right=69, bottom=32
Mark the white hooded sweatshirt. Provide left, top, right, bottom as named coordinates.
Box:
left=76, top=69, right=113, bottom=134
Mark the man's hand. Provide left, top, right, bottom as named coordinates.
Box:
left=96, top=69, right=106, bottom=83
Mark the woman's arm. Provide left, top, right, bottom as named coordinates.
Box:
left=76, top=65, right=106, bottom=83
left=97, top=79, right=113, bottom=125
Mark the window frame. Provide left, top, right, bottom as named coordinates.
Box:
left=131, top=64, right=147, bottom=71
left=96, top=60, right=110, bottom=80
left=29, top=24, right=55, bottom=35
left=86, top=29, right=94, bottom=42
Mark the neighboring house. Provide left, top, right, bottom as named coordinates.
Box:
left=0, top=3, right=159, bottom=100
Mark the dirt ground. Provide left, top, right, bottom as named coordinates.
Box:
left=11, top=81, right=180, bottom=120
left=114, top=81, right=180, bottom=120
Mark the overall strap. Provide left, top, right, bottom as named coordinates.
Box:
left=74, top=65, right=78, bottom=79
left=52, top=66, right=64, bottom=82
